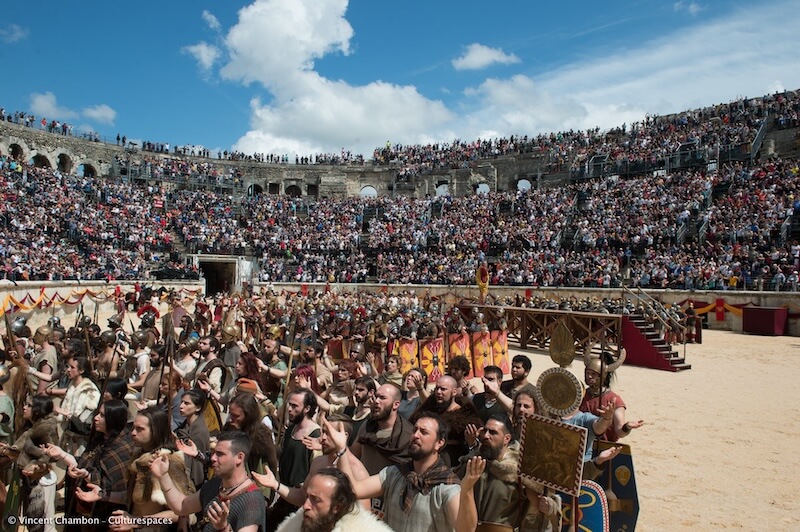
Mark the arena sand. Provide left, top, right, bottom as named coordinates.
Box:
left=509, top=329, right=799, bottom=530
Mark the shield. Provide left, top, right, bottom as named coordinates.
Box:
left=596, top=442, right=639, bottom=531
left=490, top=330, right=510, bottom=374
left=560, top=480, right=609, bottom=532
left=397, top=339, right=419, bottom=375
left=203, top=399, right=223, bottom=437
left=518, top=413, right=587, bottom=497
left=448, top=332, right=473, bottom=378
left=471, top=332, right=491, bottom=378
left=327, top=339, right=344, bottom=361
left=420, top=337, right=446, bottom=383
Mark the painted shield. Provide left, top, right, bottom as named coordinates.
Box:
left=327, top=338, right=344, bottom=361
left=596, top=441, right=639, bottom=532
left=490, top=330, right=510, bottom=374
left=471, top=332, right=492, bottom=378
left=448, top=332, right=473, bottom=378
left=397, top=338, right=419, bottom=375
left=420, top=337, right=446, bottom=383
left=560, top=480, right=609, bottom=532
left=203, top=398, right=223, bottom=437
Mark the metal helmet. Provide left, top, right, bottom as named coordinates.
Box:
left=0, top=363, right=9, bottom=386
left=80, top=316, right=93, bottom=328
left=181, top=337, right=200, bottom=354
left=266, top=324, right=282, bottom=340
left=140, top=312, right=156, bottom=329
left=584, top=347, right=627, bottom=379
left=100, top=330, right=117, bottom=347
left=11, top=317, right=28, bottom=336
left=132, top=330, right=151, bottom=349
left=107, top=313, right=123, bottom=329
left=47, top=316, right=62, bottom=329
left=348, top=342, right=365, bottom=357
left=33, top=326, right=54, bottom=345
left=222, top=325, right=239, bottom=343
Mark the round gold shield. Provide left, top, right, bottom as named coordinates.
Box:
left=536, top=367, right=583, bottom=417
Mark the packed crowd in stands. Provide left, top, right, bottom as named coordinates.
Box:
left=2, top=89, right=800, bottom=289
left=0, top=156, right=199, bottom=281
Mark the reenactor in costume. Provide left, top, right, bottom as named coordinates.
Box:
left=177, top=314, right=199, bottom=345
left=107, top=312, right=130, bottom=360
left=193, top=298, right=212, bottom=336
left=28, top=326, right=58, bottom=395
left=469, top=312, right=489, bottom=334
left=417, top=311, right=440, bottom=340
left=446, top=311, right=468, bottom=335
left=137, top=306, right=161, bottom=345
left=366, top=312, right=389, bottom=357
left=489, top=308, right=508, bottom=332
left=219, top=325, right=242, bottom=378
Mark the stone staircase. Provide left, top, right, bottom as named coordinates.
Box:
left=623, top=315, right=692, bottom=371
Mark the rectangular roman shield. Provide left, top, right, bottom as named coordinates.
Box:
left=397, top=338, right=419, bottom=375
left=490, top=330, right=510, bottom=375
left=420, top=337, right=446, bottom=383
left=327, top=338, right=343, bottom=361
left=447, top=332, right=473, bottom=378
left=471, top=331, right=491, bottom=378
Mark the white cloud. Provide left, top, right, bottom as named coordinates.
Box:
left=452, top=43, right=521, bottom=71
left=673, top=1, right=703, bottom=16
left=29, top=92, right=79, bottom=121
left=82, top=104, right=117, bottom=125
left=216, top=0, right=453, bottom=156
left=202, top=10, right=221, bottom=31
left=454, top=1, right=800, bottom=139
left=0, top=24, right=28, bottom=43
left=193, top=0, right=800, bottom=158
left=182, top=42, right=221, bottom=72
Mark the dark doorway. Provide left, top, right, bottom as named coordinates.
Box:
left=32, top=154, right=52, bottom=168
left=58, top=154, right=73, bottom=174
left=247, top=184, right=264, bottom=197
left=9, top=144, right=23, bottom=160
left=285, top=185, right=301, bottom=197
left=199, top=261, right=237, bottom=295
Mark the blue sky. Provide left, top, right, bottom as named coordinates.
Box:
left=1, top=0, right=798, bottom=159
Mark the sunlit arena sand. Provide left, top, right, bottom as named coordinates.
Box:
left=505, top=329, right=799, bottom=530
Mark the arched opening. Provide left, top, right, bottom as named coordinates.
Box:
left=359, top=185, right=378, bottom=198
left=247, top=184, right=264, bottom=197
left=31, top=154, right=52, bottom=168
left=285, top=185, right=302, bottom=198
left=78, top=163, right=97, bottom=178
left=435, top=183, right=449, bottom=196
left=475, top=183, right=490, bottom=195
left=9, top=144, right=23, bottom=161
left=58, top=154, right=73, bottom=174
left=516, top=178, right=532, bottom=191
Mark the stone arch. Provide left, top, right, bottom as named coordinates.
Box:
left=359, top=185, right=378, bottom=198
left=58, top=153, right=73, bottom=174
left=516, top=178, right=532, bottom=191
left=78, top=163, right=97, bottom=178
left=9, top=143, right=24, bottom=161
left=475, top=183, right=490, bottom=194
left=31, top=154, right=52, bottom=168
left=285, top=184, right=302, bottom=197
left=435, top=182, right=450, bottom=196
left=247, top=183, right=264, bottom=197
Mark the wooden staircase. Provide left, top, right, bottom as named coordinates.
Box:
left=622, top=315, right=692, bottom=372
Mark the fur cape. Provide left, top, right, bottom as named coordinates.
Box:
left=276, top=506, right=394, bottom=532
left=130, top=449, right=195, bottom=506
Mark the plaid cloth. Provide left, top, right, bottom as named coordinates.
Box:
left=398, top=457, right=459, bottom=513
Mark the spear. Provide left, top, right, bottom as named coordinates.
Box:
left=277, top=311, right=299, bottom=445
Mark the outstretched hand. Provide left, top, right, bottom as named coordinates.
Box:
left=461, top=456, right=486, bottom=491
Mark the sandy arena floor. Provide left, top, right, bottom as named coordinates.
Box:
left=512, top=329, right=799, bottom=530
